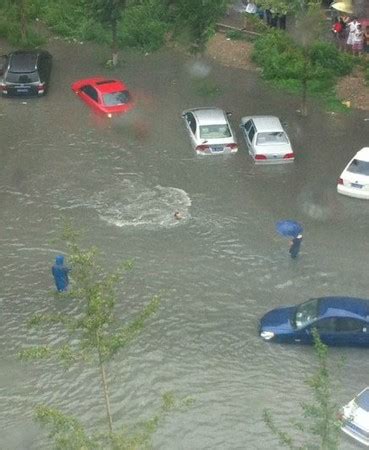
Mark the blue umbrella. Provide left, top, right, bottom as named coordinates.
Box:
left=276, top=220, right=303, bottom=238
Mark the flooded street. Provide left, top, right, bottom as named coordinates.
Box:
left=1, top=37, right=369, bottom=449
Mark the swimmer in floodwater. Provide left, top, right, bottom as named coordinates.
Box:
left=174, top=211, right=183, bottom=220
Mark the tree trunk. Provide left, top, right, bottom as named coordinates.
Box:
left=301, top=77, right=307, bottom=117
left=18, top=0, right=27, bottom=41
left=97, top=337, right=113, bottom=436
left=111, top=20, right=119, bottom=66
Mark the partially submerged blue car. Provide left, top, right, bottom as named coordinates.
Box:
left=259, top=296, right=369, bottom=346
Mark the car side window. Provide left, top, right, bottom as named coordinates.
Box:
left=335, top=318, right=366, bottom=332
left=314, top=318, right=336, bottom=333
left=81, top=85, right=98, bottom=102
left=186, top=113, right=196, bottom=134
left=248, top=125, right=256, bottom=142
left=244, top=120, right=252, bottom=132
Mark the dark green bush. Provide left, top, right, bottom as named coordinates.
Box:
left=119, top=2, right=169, bottom=52
left=252, top=30, right=296, bottom=66
left=309, top=42, right=354, bottom=77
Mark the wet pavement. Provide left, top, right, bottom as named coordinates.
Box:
left=0, top=35, right=369, bottom=449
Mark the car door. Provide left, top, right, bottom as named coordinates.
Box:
left=80, top=85, right=100, bottom=111
left=298, top=318, right=336, bottom=345
left=334, top=317, right=369, bottom=347
left=243, top=120, right=256, bottom=156
left=183, top=112, right=197, bottom=149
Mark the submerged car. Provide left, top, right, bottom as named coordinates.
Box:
left=341, top=387, right=369, bottom=447
left=240, top=115, right=294, bottom=163
left=71, top=77, right=134, bottom=117
left=259, top=296, right=369, bottom=346
left=0, top=50, right=52, bottom=96
left=337, top=147, right=369, bottom=199
left=182, top=107, right=238, bottom=155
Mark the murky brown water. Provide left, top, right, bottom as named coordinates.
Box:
left=1, top=37, right=368, bottom=449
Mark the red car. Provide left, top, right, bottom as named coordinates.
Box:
left=71, top=77, right=134, bottom=117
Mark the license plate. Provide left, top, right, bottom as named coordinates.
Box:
left=210, top=146, right=224, bottom=153
left=17, top=88, right=29, bottom=93
left=351, top=183, right=363, bottom=189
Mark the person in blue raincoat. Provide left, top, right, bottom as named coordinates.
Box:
left=289, top=234, right=303, bottom=259
left=52, top=255, right=70, bottom=292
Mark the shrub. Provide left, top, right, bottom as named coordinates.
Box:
left=119, top=1, right=169, bottom=52
left=309, top=42, right=354, bottom=77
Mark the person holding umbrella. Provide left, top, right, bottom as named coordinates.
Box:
left=275, top=220, right=303, bottom=259
left=289, top=233, right=303, bottom=259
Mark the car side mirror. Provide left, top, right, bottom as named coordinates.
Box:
left=181, top=113, right=186, bottom=118
left=226, top=111, right=232, bottom=117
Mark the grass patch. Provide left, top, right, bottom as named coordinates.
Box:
left=226, top=30, right=247, bottom=41
left=192, top=79, right=222, bottom=98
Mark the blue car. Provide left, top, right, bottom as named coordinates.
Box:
left=259, top=296, right=369, bottom=347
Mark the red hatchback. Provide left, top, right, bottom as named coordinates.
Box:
left=71, top=77, right=134, bottom=117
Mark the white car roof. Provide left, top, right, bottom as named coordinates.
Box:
left=355, top=147, right=369, bottom=162
left=190, top=108, right=227, bottom=126
left=241, top=115, right=284, bottom=132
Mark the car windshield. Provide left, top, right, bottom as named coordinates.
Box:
left=356, top=389, right=369, bottom=412
left=293, top=298, right=319, bottom=329
left=6, top=71, right=39, bottom=83
left=347, top=159, right=369, bottom=176
left=103, top=90, right=130, bottom=106
left=256, top=132, right=288, bottom=145
left=200, top=124, right=231, bottom=139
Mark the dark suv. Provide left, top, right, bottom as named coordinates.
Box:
left=0, top=50, right=52, bottom=97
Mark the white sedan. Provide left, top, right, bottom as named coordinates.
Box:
left=182, top=107, right=238, bottom=155
left=341, top=387, right=369, bottom=447
left=337, top=147, right=369, bottom=199
left=240, top=115, right=294, bottom=164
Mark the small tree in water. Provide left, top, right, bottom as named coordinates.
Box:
left=263, top=329, right=343, bottom=450
left=18, top=223, right=169, bottom=448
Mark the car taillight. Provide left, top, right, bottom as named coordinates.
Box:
left=228, top=143, right=238, bottom=151
left=37, top=83, right=45, bottom=92
left=255, top=154, right=267, bottom=160
left=196, top=145, right=210, bottom=153
left=337, top=178, right=343, bottom=185
left=283, top=153, right=294, bottom=159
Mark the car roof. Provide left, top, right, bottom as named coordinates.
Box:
left=319, top=296, right=369, bottom=320
left=75, top=77, right=126, bottom=93
left=93, top=79, right=126, bottom=93
left=354, top=147, right=369, bottom=162
left=242, top=116, right=283, bottom=132
left=8, top=51, right=43, bottom=72
left=190, top=108, right=227, bottom=125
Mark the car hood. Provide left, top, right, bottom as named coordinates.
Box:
left=260, top=306, right=295, bottom=332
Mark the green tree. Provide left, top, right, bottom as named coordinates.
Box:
left=19, top=223, right=160, bottom=444
left=263, top=329, right=343, bottom=450
left=172, top=0, right=229, bottom=54
left=83, top=0, right=127, bottom=65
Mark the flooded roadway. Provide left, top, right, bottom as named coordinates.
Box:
left=1, top=37, right=369, bottom=449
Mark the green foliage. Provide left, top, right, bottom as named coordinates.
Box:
left=263, top=330, right=343, bottom=449
left=226, top=30, right=247, bottom=41
left=34, top=392, right=192, bottom=450
left=192, top=79, right=222, bottom=98
left=20, top=222, right=160, bottom=442
left=119, top=1, right=169, bottom=52
left=35, top=406, right=98, bottom=450
left=242, top=12, right=268, bottom=34
left=171, top=0, right=228, bottom=53
left=0, top=2, right=45, bottom=47
left=309, top=42, right=354, bottom=77
left=252, top=29, right=354, bottom=111
left=41, top=0, right=109, bottom=43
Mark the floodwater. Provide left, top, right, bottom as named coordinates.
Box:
left=1, top=37, right=369, bottom=450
